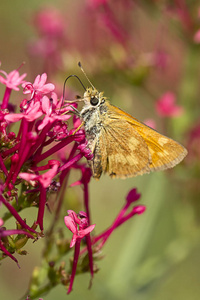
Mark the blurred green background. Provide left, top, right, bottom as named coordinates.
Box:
left=1, top=1, right=200, bottom=300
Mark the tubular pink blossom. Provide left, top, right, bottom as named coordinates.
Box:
left=0, top=69, right=27, bottom=91
left=19, top=160, right=60, bottom=188
left=22, top=73, right=55, bottom=96
left=64, top=210, right=95, bottom=294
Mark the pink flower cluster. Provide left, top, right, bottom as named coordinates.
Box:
left=0, top=64, right=92, bottom=265
left=0, top=64, right=146, bottom=295
left=28, top=6, right=67, bottom=73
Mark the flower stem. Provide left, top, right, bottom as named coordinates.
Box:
left=1, top=87, right=12, bottom=109
left=67, top=239, right=81, bottom=294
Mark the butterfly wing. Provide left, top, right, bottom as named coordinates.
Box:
left=105, top=103, right=187, bottom=174
left=90, top=118, right=152, bottom=179
left=87, top=101, right=187, bottom=179
left=133, top=122, right=187, bottom=171
left=99, top=120, right=152, bottom=178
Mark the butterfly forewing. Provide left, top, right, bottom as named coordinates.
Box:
left=135, top=125, right=187, bottom=171
left=90, top=102, right=187, bottom=178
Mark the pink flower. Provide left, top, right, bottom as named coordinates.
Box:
left=5, top=100, right=43, bottom=123
left=86, top=0, right=129, bottom=46
left=5, top=91, right=71, bottom=126
left=143, top=119, right=156, bottom=130
left=156, top=92, right=184, bottom=117
left=64, top=210, right=95, bottom=248
left=33, top=7, right=65, bottom=37
left=0, top=69, right=27, bottom=91
left=0, top=218, right=3, bottom=227
left=28, top=7, right=66, bottom=71
left=64, top=210, right=95, bottom=294
left=194, top=29, right=200, bottom=43
left=19, top=160, right=60, bottom=231
left=87, top=0, right=108, bottom=9
left=19, top=160, right=60, bottom=188
left=37, top=93, right=71, bottom=131
left=186, top=122, right=200, bottom=163
left=153, top=49, right=169, bottom=70
left=22, top=73, right=55, bottom=98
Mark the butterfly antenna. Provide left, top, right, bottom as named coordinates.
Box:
left=62, top=74, right=86, bottom=102
left=78, top=62, right=96, bottom=90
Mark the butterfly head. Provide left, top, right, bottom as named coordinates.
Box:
left=83, top=87, right=106, bottom=108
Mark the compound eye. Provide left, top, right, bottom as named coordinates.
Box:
left=90, top=96, right=99, bottom=106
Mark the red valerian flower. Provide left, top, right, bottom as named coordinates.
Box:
left=64, top=210, right=95, bottom=294
left=22, top=73, right=55, bottom=99
left=5, top=100, right=43, bottom=123
left=33, top=6, right=65, bottom=37
left=19, top=160, right=60, bottom=189
left=156, top=91, right=184, bottom=117
left=64, top=210, right=95, bottom=248
left=0, top=68, right=27, bottom=91
left=0, top=66, right=27, bottom=110
left=1, top=61, right=147, bottom=297
left=0, top=65, right=93, bottom=261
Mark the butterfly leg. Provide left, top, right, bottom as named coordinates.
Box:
left=72, top=121, right=85, bottom=135
left=69, top=105, right=80, bottom=116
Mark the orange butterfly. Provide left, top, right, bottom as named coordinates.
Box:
left=79, top=87, right=187, bottom=179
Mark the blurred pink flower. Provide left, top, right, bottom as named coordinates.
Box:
left=156, top=92, right=184, bottom=117
left=28, top=7, right=67, bottom=74
left=153, top=49, right=169, bottom=70
left=194, top=29, right=200, bottom=43
left=186, top=122, right=200, bottom=163
left=143, top=119, right=156, bottom=130
left=87, top=0, right=108, bottom=9
left=86, top=0, right=130, bottom=47
left=33, top=7, right=65, bottom=37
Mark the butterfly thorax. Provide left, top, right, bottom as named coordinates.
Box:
left=80, top=88, right=108, bottom=150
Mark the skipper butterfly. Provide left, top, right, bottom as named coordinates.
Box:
left=65, top=63, right=187, bottom=179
